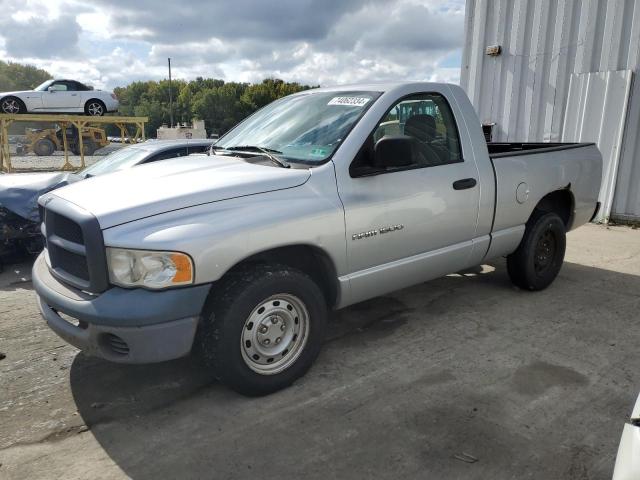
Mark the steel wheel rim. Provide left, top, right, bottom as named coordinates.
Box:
left=88, top=103, right=103, bottom=115
left=534, top=228, right=556, bottom=273
left=240, top=294, right=310, bottom=375
left=2, top=99, right=19, bottom=114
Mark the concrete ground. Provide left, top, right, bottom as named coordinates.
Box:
left=4, top=144, right=121, bottom=171
left=6, top=153, right=100, bottom=171
left=0, top=223, right=639, bottom=479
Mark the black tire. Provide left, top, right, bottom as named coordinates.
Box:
left=84, top=100, right=105, bottom=116
left=33, top=138, right=55, bottom=156
left=507, top=211, right=566, bottom=291
left=1, top=96, right=25, bottom=114
left=80, top=139, right=97, bottom=156
left=195, top=264, right=327, bottom=396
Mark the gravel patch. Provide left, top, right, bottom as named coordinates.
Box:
left=4, top=145, right=125, bottom=172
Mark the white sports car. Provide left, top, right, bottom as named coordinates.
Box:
left=0, top=79, right=119, bottom=116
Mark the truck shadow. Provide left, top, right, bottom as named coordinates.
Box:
left=68, top=259, right=640, bottom=479
left=67, top=264, right=507, bottom=428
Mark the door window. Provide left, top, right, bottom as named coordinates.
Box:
left=49, top=82, right=69, bottom=92
left=50, top=81, right=81, bottom=91
left=353, top=93, right=462, bottom=174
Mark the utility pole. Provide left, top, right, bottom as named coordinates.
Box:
left=168, top=57, right=174, bottom=128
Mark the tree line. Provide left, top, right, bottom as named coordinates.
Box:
left=0, top=61, right=51, bottom=92
left=1, top=61, right=315, bottom=138
left=114, top=77, right=315, bottom=138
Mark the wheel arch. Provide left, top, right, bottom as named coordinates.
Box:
left=530, top=187, right=575, bottom=230
left=209, top=244, right=339, bottom=309
left=0, top=95, right=26, bottom=112
left=84, top=98, right=106, bottom=112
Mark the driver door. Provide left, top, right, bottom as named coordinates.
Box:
left=338, top=93, right=480, bottom=303
left=42, top=81, right=79, bottom=110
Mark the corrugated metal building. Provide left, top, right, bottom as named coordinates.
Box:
left=461, top=0, right=640, bottom=222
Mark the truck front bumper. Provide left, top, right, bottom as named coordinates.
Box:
left=32, top=252, right=211, bottom=364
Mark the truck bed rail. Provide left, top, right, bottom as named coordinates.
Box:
left=488, top=142, right=595, bottom=158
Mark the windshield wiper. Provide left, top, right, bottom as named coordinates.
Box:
left=223, top=145, right=290, bottom=168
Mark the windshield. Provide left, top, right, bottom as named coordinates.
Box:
left=78, top=146, right=150, bottom=177
left=34, top=80, right=54, bottom=91
left=215, top=90, right=381, bottom=164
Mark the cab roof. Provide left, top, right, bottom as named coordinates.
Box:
left=297, top=81, right=451, bottom=94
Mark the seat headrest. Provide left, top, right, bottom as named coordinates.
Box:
left=404, top=114, right=436, bottom=142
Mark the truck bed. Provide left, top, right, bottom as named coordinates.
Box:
left=488, top=142, right=595, bottom=158
left=485, top=141, right=602, bottom=251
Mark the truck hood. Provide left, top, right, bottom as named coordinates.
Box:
left=46, top=155, right=311, bottom=228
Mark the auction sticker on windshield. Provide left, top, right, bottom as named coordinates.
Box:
left=328, top=96, right=371, bottom=107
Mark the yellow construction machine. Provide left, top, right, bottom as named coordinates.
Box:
left=16, top=125, right=108, bottom=156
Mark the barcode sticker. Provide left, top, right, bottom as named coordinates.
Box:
left=327, top=96, right=371, bottom=107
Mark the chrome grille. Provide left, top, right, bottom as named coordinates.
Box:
left=53, top=247, right=90, bottom=281
left=51, top=212, right=84, bottom=244
left=41, top=196, right=109, bottom=293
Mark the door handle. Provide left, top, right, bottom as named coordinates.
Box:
left=452, top=178, right=477, bottom=190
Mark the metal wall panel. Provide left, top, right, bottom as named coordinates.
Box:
left=561, top=70, right=633, bottom=221
left=461, top=0, right=640, bottom=221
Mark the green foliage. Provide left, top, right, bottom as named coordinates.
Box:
left=115, top=78, right=315, bottom=138
left=0, top=61, right=51, bottom=92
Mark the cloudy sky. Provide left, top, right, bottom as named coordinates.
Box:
left=0, top=0, right=465, bottom=89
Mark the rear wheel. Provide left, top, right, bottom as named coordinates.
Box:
left=85, top=100, right=105, bottom=116
left=507, top=211, right=566, bottom=290
left=76, top=139, right=97, bottom=156
left=1, top=97, right=25, bottom=114
left=195, top=264, right=327, bottom=396
left=33, top=138, right=55, bottom=156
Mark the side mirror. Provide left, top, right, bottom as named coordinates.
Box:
left=47, top=86, right=56, bottom=92
left=373, top=135, right=414, bottom=169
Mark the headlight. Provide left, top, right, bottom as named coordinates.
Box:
left=106, top=248, right=194, bottom=289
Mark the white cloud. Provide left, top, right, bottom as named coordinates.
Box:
left=1, top=13, right=81, bottom=59
left=0, top=0, right=465, bottom=88
left=75, top=12, right=112, bottom=39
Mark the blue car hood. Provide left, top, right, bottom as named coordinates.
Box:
left=0, top=172, right=81, bottom=222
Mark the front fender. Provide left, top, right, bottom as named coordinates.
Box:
left=101, top=163, right=346, bottom=284
left=12, top=91, right=43, bottom=111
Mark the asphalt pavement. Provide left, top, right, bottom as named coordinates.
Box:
left=0, top=223, right=639, bottom=479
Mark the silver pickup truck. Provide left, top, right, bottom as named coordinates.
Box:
left=33, top=83, right=602, bottom=395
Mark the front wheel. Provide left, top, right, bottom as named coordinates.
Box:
left=195, top=264, right=327, bottom=396
left=33, top=138, right=55, bottom=156
left=1, top=97, right=25, bottom=114
left=507, top=211, right=566, bottom=290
